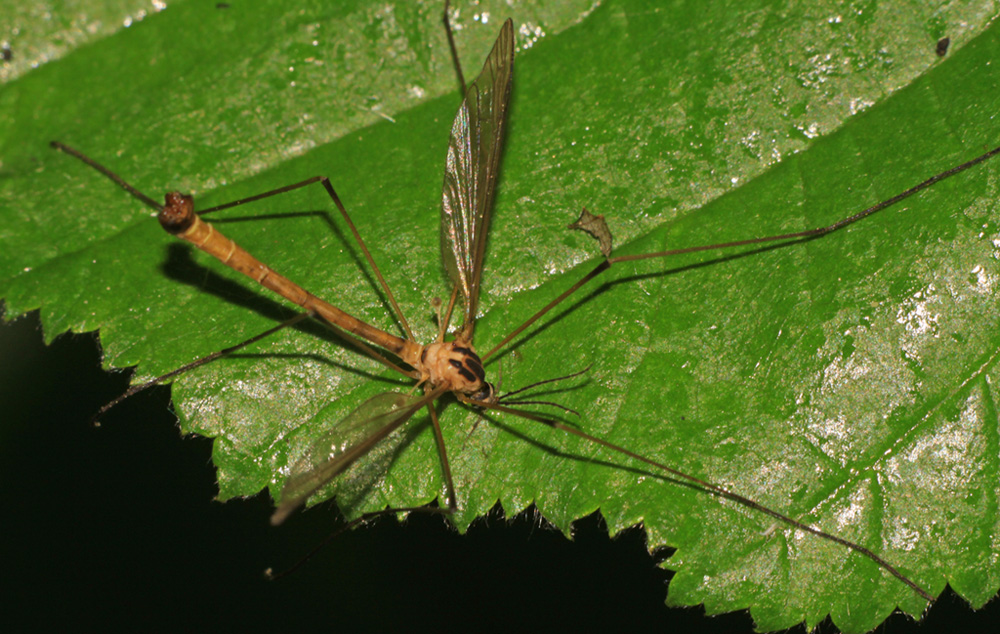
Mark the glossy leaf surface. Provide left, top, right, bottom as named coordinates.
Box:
left=2, top=1, right=1000, bottom=631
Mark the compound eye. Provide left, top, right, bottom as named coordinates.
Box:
left=469, top=382, right=497, bottom=405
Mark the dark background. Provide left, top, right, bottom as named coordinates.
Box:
left=3, top=307, right=997, bottom=632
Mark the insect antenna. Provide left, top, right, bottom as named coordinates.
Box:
left=498, top=365, right=591, bottom=401
left=494, top=366, right=591, bottom=415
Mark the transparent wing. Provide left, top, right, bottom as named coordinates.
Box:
left=271, top=391, right=429, bottom=525
left=441, top=18, right=515, bottom=341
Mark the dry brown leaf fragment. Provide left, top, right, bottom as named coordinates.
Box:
left=567, top=207, right=613, bottom=258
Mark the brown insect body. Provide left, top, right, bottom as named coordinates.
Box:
left=157, top=191, right=496, bottom=402
left=421, top=340, right=494, bottom=403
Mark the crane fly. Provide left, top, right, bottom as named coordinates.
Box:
left=50, top=11, right=1000, bottom=608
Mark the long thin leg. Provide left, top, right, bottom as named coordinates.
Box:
left=265, top=503, right=453, bottom=581
left=484, top=145, right=1000, bottom=360
left=487, top=402, right=935, bottom=603
left=310, top=310, right=418, bottom=378
left=612, top=144, right=1000, bottom=265
left=52, top=142, right=418, bottom=352
left=549, top=416, right=934, bottom=602
left=199, top=177, right=326, bottom=215
left=93, top=311, right=313, bottom=425
left=51, top=141, right=161, bottom=209
left=266, top=391, right=459, bottom=572
left=169, top=175, right=419, bottom=345
left=51, top=142, right=426, bottom=414
left=426, top=400, right=459, bottom=511
left=51, top=141, right=325, bottom=214
left=437, top=284, right=461, bottom=343
left=320, top=179, right=415, bottom=340
left=442, top=0, right=467, bottom=96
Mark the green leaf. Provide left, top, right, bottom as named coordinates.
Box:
left=3, top=1, right=999, bottom=631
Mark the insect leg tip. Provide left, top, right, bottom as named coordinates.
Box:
left=270, top=507, right=290, bottom=526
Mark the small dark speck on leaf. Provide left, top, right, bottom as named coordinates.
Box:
left=936, top=37, right=950, bottom=57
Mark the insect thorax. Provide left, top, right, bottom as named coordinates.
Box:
left=420, top=340, right=495, bottom=403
